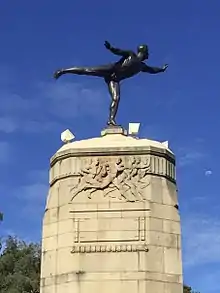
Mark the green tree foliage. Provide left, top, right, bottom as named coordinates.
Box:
left=184, top=285, right=192, bottom=293
left=0, top=212, right=3, bottom=250
left=0, top=236, right=41, bottom=293
left=183, top=284, right=200, bottom=293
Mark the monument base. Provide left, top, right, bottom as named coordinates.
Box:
left=40, top=130, right=183, bottom=293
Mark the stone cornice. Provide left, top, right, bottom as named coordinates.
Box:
left=49, top=151, right=176, bottom=187
left=50, top=145, right=175, bottom=167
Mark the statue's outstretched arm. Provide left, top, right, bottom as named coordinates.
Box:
left=142, top=63, right=168, bottom=74
left=104, top=41, right=134, bottom=57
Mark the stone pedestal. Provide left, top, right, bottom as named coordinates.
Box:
left=40, top=129, right=183, bottom=293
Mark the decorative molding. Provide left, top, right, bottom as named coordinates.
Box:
left=50, top=172, right=176, bottom=187
left=139, top=217, right=146, bottom=241
left=71, top=244, right=149, bottom=253
left=50, top=148, right=176, bottom=167
left=74, top=219, right=79, bottom=243
left=50, top=173, right=77, bottom=187
left=70, top=208, right=150, bottom=214
left=50, top=154, right=176, bottom=187
left=70, top=157, right=150, bottom=202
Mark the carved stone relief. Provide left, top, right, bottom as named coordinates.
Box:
left=70, top=156, right=150, bottom=202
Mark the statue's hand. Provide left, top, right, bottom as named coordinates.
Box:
left=104, top=41, right=111, bottom=50
left=162, top=64, right=168, bottom=72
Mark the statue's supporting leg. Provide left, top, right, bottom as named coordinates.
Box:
left=105, top=80, right=120, bottom=126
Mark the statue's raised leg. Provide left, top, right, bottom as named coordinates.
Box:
left=54, top=65, right=114, bottom=80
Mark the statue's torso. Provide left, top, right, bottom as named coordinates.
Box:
left=113, top=55, right=143, bottom=81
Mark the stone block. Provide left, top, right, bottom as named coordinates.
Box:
left=150, top=202, right=180, bottom=221
left=164, top=282, right=183, bottom=293
left=56, top=248, right=80, bottom=274
left=144, top=271, right=181, bottom=283
left=78, top=252, right=138, bottom=272
left=40, top=250, right=57, bottom=277
left=162, top=179, right=178, bottom=206
left=149, top=176, right=163, bottom=203
left=57, top=205, right=70, bottom=221
left=46, top=185, right=59, bottom=209
left=163, top=219, right=181, bottom=235
left=57, top=181, right=72, bottom=207
left=42, top=222, right=58, bottom=238
left=139, top=246, right=164, bottom=272
left=43, top=207, right=59, bottom=225
left=56, top=282, right=72, bottom=293
left=148, top=230, right=178, bottom=248
left=144, top=280, right=165, bottom=293
left=164, top=247, right=182, bottom=275
left=148, top=217, right=163, bottom=232
left=40, top=285, right=56, bottom=293
left=58, top=219, right=74, bottom=234
left=42, top=235, right=57, bottom=251
left=58, top=232, right=74, bottom=248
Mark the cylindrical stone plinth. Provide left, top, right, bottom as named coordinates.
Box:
left=40, top=132, right=183, bottom=293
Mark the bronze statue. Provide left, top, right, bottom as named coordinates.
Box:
left=54, top=41, right=168, bottom=126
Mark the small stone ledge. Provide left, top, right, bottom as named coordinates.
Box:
left=101, top=125, right=127, bottom=136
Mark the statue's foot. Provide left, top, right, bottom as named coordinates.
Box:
left=107, top=119, right=117, bottom=126
left=54, top=69, right=63, bottom=79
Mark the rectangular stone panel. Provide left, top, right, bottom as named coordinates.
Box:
left=79, top=230, right=139, bottom=242
left=80, top=217, right=138, bottom=232
left=74, top=216, right=146, bottom=243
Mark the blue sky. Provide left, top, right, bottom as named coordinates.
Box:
left=0, top=1, right=220, bottom=292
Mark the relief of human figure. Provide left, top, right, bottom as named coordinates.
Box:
left=70, top=156, right=151, bottom=202
left=89, top=162, right=112, bottom=198
left=102, top=158, right=123, bottom=198
left=121, top=157, right=150, bottom=201
left=71, top=159, right=117, bottom=200
left=71, top=158, right=101, bottom=200
left=124, top=157, right=143, bottom=201
left=107, top=157, right=132, bottom=200
left=106, top=157, right=138, bottom=201
left=137, top=157, right=150, bottom=184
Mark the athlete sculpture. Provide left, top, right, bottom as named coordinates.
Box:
left=54, top=41, right=168, bottom=126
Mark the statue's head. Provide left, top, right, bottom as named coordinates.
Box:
left=137, top=44, right=149, bottom=60
left=93, top=157, right=100, bottom=165
left=116, top=157, right=122, bottom=164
